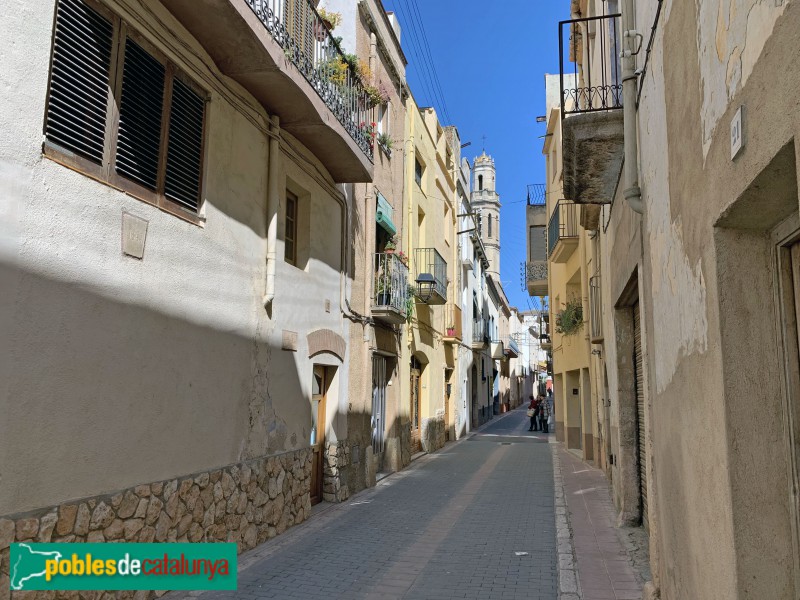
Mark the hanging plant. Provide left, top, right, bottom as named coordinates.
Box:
left=376, top=132, right=395, bottom=151
left=555, top=297, right=584, bottom=336
left=316, top=8, right=341, bottom=30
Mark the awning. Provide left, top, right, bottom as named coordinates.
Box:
left=376, top=192, right=397, bottom=236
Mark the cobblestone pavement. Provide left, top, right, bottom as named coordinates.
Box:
left=176, top=408, right=557, bottom=600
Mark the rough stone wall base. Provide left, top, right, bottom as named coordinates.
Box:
left=322, top=441, right=350, bottom=503
left=0, top=448, right=312, bottom=600
left=421, top=415, right=445, bottom=453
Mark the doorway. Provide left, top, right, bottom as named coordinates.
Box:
left=444, top=368, right=453, bottom=441
left=410, top=356, right=422, bottom=454
left=372, top=355, right=388, bottom=470
left=310, top=365, right=330, bottom=505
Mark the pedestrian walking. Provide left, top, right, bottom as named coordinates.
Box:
left=539, top=396, right=549, bottom=432
left=544, top=389, right=554, bottom=434
left=527, top=396, right=538, bottom=432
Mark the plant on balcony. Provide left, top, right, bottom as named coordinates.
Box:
left=555, top=298, right=584, bottom=336
left=405, top=285, right=416, bottom=322
left=359, top=122, right=376, bottom=150
left=316, top=8, right=341, bottom=30
left=319, top=56, right=349, bottom=86
left=395, top=250, right=408, bottom=266
left=384, top=236, right=396, bottom=252
left=376, top=132, right=395, bottom=152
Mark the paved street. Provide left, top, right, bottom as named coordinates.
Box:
left=177, top=409, right=557, bottom=600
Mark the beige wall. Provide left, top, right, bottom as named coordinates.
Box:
left=592, top=0, right=800, bottom=597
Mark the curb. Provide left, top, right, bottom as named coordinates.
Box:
left=551, top=444, right=582, bottom=600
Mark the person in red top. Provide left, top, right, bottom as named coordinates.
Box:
left=528, top=395, right=539, bottom=432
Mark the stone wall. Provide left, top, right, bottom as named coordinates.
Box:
left=322, top=442, right=350, bottom=503
left=421, top=415, right=445, bottom=454
left=0, top=448, right=311, bottom=599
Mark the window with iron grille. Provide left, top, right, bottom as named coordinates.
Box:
left=43, top=0, right=207, bottom=219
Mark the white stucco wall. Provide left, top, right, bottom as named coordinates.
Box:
left=0, top=0, right=350, bottom=516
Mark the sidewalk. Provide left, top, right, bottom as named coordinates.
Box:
left=557, top=446, right=647, bottom=600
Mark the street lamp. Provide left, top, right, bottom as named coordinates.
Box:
left=415, top=272, right=436, bottom=303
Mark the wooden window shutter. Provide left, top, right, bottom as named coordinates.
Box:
left=164, top=78, right=205, bottom=212
left=115, top=38, right=165, bottom=191
left=45, top=0, right=114, bottom=164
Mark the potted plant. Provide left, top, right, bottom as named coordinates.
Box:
left=377, top=132, right=395, bottom=154
left=316, top=8, right=341, bottom=30
left=555, top=297, right=584, bottom=336
left=384, top=236, right=396, bottom=254
left=375, top=277, right=392, bottom=307
left=395, top=250, right=408, bottom=266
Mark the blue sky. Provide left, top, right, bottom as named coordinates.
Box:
left=382, top=0, right=566, bottom=312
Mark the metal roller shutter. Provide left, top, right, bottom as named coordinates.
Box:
left=633, top=302, right=648, bottom=528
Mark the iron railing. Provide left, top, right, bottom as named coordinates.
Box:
left=472, top=319, right=487, bottom=344
left=506, top=336, right=520, bottom=357
left=373, top=252, right=409, bottom=314
left=590, top=273, right=603, bottom=342
left=559, top=13, right=623, bottom=117
left=527, top=184, right=546, bottom=206
left=413, top=248, right=447, bottom=303
left=245, top=0, right=374, bottom=159
left=548, top=201, right=579, bottom=256
left=444, top=303, right=463, bottom=340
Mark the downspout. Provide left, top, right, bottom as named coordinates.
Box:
left=263, top=115, right=280, bottom=310
left=621, top=0, right=644, bottom=214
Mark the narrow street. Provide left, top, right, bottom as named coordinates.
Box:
left=178, top=409, right=558, bottom=600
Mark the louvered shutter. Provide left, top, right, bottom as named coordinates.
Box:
left=45, top=0, right=113, bottom=164
left=164, top=78, right=204, bottom=212
left=115, top=38, right=165, bottom=191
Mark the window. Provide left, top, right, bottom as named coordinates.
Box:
left=285, top=191, right=298, bottom=265
left=377, top=103, right=389, bottom=135
left=478, top=175, right=483, bottom=190
left=44, top=0, right=207, bottom=218
left=415, top=157, right=423, bottom=188
left=488, top=214, right=493, bottom=239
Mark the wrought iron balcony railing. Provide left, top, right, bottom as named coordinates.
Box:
left=548, top=201, right=579, bottom=257
left=471, top=320, right=488, bottom=347
left=590, top=273, right=603, bottom=342
left=413, top=248, right=447, bottom=305
left=559, top=13, right=623, bottom=117
left=245, top=0, right=374, bottom=160
left=527, top=184, right=546, bottom=206
left=372, top=252, right=409, bottom=324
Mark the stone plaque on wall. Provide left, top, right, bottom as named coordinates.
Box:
left=282, top=330, right=298, bottom=352
left=121, top=212, right=148, bottom=259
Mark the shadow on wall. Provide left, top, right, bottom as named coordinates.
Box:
left=0, top=260, right=309, bottom=518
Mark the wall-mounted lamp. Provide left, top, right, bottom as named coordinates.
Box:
left=415, top=272, right=436, bottom=303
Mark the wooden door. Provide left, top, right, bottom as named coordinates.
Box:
left=410, top=358, right=422, bottom=454
left=310, top=365, right=327, bottom=505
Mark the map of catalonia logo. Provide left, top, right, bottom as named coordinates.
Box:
left=9, top=542, right=237, bottom=591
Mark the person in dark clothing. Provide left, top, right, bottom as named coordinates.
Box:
left=528, top=396, right=539, bottom=431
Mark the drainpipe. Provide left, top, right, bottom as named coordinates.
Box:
left=621, top=0, right=644, bottom=214
left=263, top=115, right=280, bottom=310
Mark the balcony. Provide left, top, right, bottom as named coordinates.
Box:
left=443, top=304, right=463, bottom=343
left=505, top=336, right=520, bottom=359
left=372, top=253, right=409, bottom=325
left=471, top=320, right=488, bottom=350
left=526, top=261, right=548, bottom=297
left=548, top=201, right=579, bottom=263
left=559, top=13, right=624, bottom=204
left=490, top=341, right=505, bottom=360
left=413, top=248, right=447, bottom=305
left=589, top=273, right=603, bottom=343
left=160, top=0, right=374, bottom=182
